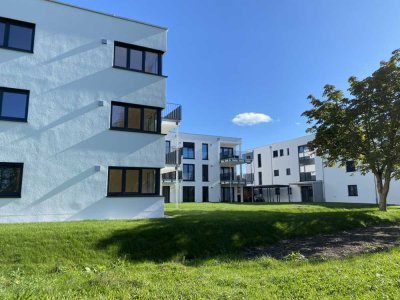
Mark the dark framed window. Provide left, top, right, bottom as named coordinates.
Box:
left=274, top=170, right=279, bottom=177
left=110, top=102, right=161, bottom=134
left=287, top=148, right=290, bottom=155
left=202, top=165, right=209, bottom=182
left=183, top=142, right=195, bottom=159
left=202, top=186, right=209, bottom=202
left=0, top=87, right=29, bottom=122
left=280, top=149, right=284, bottom=156
left=258, top=172, right=262, bottom=185
left=114, top=41, right=163, bottom=76
left=348, top=185, right=358, bottom=197
left=286, top=168, right=291, bottom=175
left=183, top=164, right=195, bottom=181
left=183, top=186, right=195, bottom=202
left=220, top=147, right=234, bottom=159
left=107, top=167, right=160, bottom=197
left=202, top=143, right=209, bottom=160
left=346, top=161, right=356, bottom=173
left=0, top=17, right=35, bottom=53
left=0, top=162, right=23, bottom=198
left=165, top=140, right=171, bottom=154
left=257, top=153, right=262, bottom=168
left=273, top=150, right=278, bottom=158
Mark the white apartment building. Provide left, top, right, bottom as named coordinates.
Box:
left=250, top=135, right=400, bottom=204
left=162, top=132, right=253, bottom=203
left=0, top=0, right=181, bottom=222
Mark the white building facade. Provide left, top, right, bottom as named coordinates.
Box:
left=250, top=135, right=400, bottom=204
left=0, top=0, right=181, bottom=222
left=162, top=132, right=253, bottom=203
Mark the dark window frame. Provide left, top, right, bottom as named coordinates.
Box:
left=183, top=186, right=195, bottom=202
left=202, top=186, right=209, bottom=202
left=257, top=153, right=262, bottom=168
left=286, top=168, right=291, bottom=176
left=113, top=41, right=164, bottom=76
left=202, top=143, right=209, bottom=160
left=273, top=150, right=278, bottom=158
left=110, top=101, right=162, bottom=134
left=202, top=164, right=209, bottom=182
left=0, top=87, right=29, bottom=122
left=348, top=185, right=358, bottom=197
left=258, top=171, right=262, bottom=185
left=287, top=148, right=290, bottom=155
left=0, top=162, right=24, bottom=198
left=346, top=161, right=356, bottom=173
left=0, top=17, right=35, bottom=53
left=183, top=142, right=195, bottom=159
left=183, top=164, right=195, bottom=181
left=280, top=149, right=284, bottom=157
left=165, top=140, right=171, bottom=154
left=274, top=169, right=279, bottom=177
left=107, top=166, right=160, bottom=197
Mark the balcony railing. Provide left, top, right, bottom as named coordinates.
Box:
left=162, top=171, right=182, bottom=182
left=220, top=151, right=253, bottom=164
left=165, top=149, right=182, bottom=165
left=162, top=103, right=182, bottom=123
left=300, top=172, right=316, bottom=182
left=220, top=173, right=254, bottom=185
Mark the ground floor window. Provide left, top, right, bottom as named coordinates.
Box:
left=0, top=162, right=23, bottom=198
left=348, top=185, right=358, bottom=197
left=202, top=186, right=209, bottom=202
left=221, top=187, right=234, bottom=202
left=183, top=186, right=195, bottom=202
left=107, top=167, right=160, bottom=197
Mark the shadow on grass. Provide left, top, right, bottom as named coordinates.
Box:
left=96, top=208, right=390, bottom=262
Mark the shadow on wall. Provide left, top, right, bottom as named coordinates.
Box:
left=96, top=208, right=387, bottom=263
left=24, top=167, right=96, bottom=210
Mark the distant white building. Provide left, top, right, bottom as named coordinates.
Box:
left=162, top=132, right=253, bottom=203
left=249, top=135, right=400, bottom=204
left=0, top=0, right=181, bottom=222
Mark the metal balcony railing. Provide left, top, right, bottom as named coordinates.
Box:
left=165, top=149, right=182, bottom=165
left=220, top=151, right=253, bottom=164
left=220, top=173, right=254, bottom=185
left=162, top=103, right=182, bottom=122
left=162, top=171, right=182, bottom=182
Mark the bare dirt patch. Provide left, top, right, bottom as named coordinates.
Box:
left=246, top=223, right=400, bottom=260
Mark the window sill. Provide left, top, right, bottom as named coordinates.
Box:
left=112, top=66, right=168, bottom=78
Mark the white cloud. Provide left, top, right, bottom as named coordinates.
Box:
left=232, top=112, right=273, bottom=126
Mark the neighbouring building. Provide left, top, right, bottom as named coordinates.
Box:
left=249, top=135, right=400, bottom=204
left=162, top=132, right=253, bottom=203
left=0, top=0, right=181, bottom=222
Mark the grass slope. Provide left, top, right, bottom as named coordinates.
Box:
left=0, top=203, right=400, bottom=299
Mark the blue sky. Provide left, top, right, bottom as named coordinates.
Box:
left=66, top=0, right=400, bottom=149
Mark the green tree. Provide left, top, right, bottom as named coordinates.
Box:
left=303, top=50, right=400, bottom=211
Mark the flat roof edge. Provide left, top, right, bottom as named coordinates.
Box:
left=179, top=131, right=242, bottom=141
left=45, top=0, right=168, bottom=31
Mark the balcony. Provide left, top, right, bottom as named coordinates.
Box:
left=161, top=103, right=182, bottom=134
left=162, top=171, right=182, bottom=183
left=220, top=151, right=253, bottom=166
left=220, top=173, right=254, bottom=185
left=165, top=149, right=182, bottom=166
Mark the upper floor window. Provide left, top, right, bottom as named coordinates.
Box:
left=348, top=185, right=358, bottom=197
left=346, top=161, right=356, bottom=172
left=274, top=169, right=279, bottom=177
left=287, top=148, right=290, bottom=155
left=273, top=150, right=278, bottom=158
left=0, top=17, right=35, bottom=53
left=165, top=141, right=171, bottom=154
left=107, top=167, right=160, bottom=197
left=258, top=172, right=262, bottom=185
left=202, top=143, right=209, bottom=160
left=110, top=102, right=161, bottom=134
left=183, top=142, right=195, bottom=159
left=183, top=164, right=195, bottom=181
left=202, top=164, right=209, bottom=182
left=220, top=147, right=234, bottom=159
left=114, top=41, right=163, bottom=76
left=0, top=87, right=29, bottom=122
left=280, top=149, right=284, bottom=156
left=257, top=153, right=262, bottom=168
left=0, top=162, right=23, bottom=198
left=286, top=168, right=291, bottom=175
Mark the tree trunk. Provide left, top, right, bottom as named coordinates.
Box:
left=375, top=173, right=390, bottom=212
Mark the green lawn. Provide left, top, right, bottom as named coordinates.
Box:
left=1, top=203, right=400, bottom=299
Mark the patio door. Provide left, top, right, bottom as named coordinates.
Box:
left=301, top=186, right=313, bottom=202
left=162, top=186, right=170, bottom=203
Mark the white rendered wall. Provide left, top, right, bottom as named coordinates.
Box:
left=0, top=0, right=167, bottom=222
left=164, top=132, right=242, bottom=203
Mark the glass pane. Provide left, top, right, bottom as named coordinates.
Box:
left=114, top=46, right=128, bottom=68
left=125, top=170, right=139, bottom=193
left=128, top=107, right=141, bottom=129
left=1, top=92, right=28, bottom=119
left=0, top=22, right=5, bottom=46
left=142, top=169, right=156, bottom=194
left=145, top=52, right=159, bottom=74
left=130, top=49, right=143, bottom=71
left=143, top=108, right=158, bottom=132
left=0, top=166, right=21, bottom=193
left=108, top=169, right=122, bottom=193
left=111, top=105, right=125, bottom=128
left=8, top=24, right=33, bottom=51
